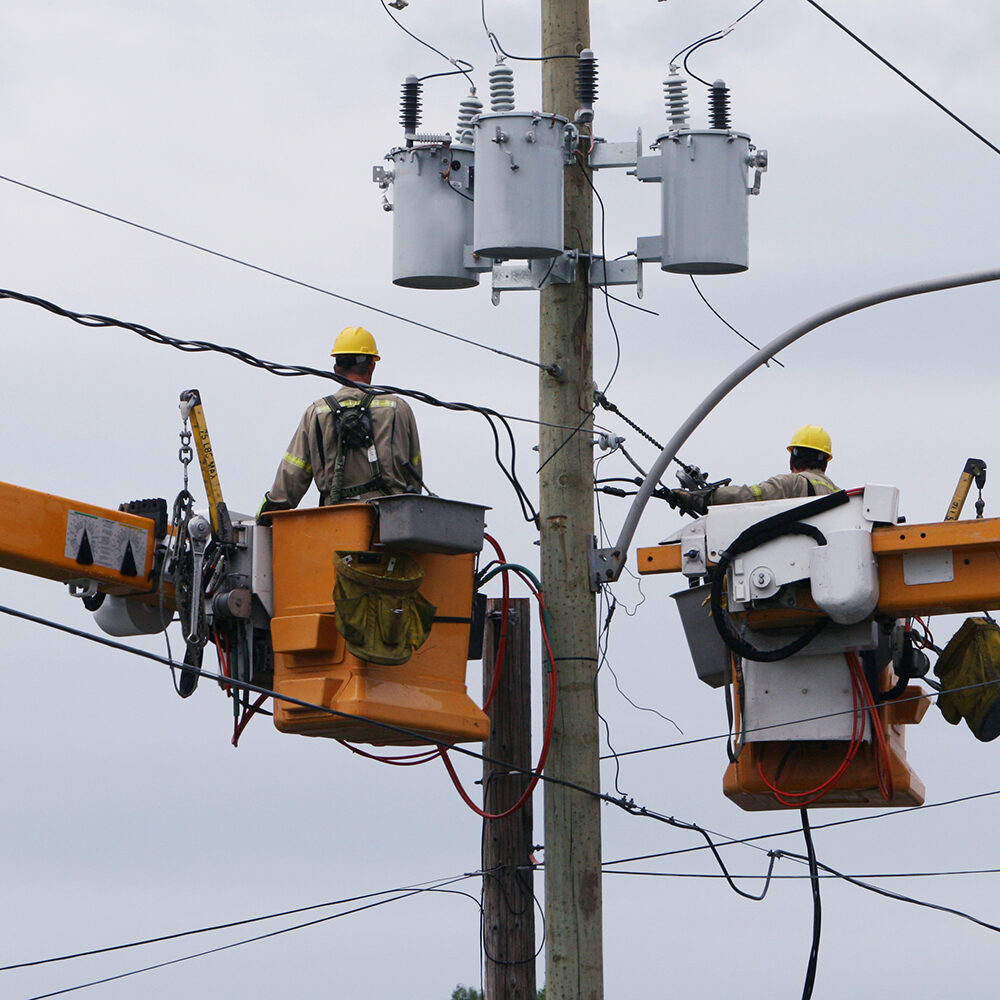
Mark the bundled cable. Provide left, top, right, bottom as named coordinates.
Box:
left=0, top=287, right=540, bottom=526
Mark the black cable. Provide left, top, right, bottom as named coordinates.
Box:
left=0, top=173, right=549, bottom=372
left=0, top=602, right=785, bottom=904
left=709, top=492, right=850, bottom=661
left=417, top=68, right=471, bottom=83
left=0, top=875, right=474, bottom=972
left=604, top=787, right=1000, bottom=867
left=479, top=0, right=576, bottom=62
left=803, top=0, right=1000, bottom=159
left=576, top=156, right=621, bottom=393
left=596, top=591, right=627, bottom=797
left=778, top=849, right=1000, bottom=936
left=800, top=809, right=822, bottom=1000
left=0, top=288, right=542, bottom=526
left=602, top=866, right=1000, bottom=881
left=689, top=276, right=785, bottom=366
left=378, top=0, right=475, bottom=89
left=21, top=878, right=481, bottom=1000
left=672, top=0, right=768, bottom=84
left=603, top=291, right=659, bottom=317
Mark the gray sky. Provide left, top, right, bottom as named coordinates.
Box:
left=1, top=1, right=999, bottom=997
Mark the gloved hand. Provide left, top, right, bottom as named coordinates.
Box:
left=256, top=491, right=290, bottom=525
left=667, top=489, right=709, bottom=517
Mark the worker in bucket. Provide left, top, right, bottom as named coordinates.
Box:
left=258, top=326, right=423, bottom=519
left=668, top=425, right=837, bottom=516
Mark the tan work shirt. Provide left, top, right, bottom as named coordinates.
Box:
left=709, top=467, right=838, bottom=505
left=268, top=384, right=422, bottom=508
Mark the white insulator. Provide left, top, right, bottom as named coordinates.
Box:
left=410, top=132, right=452, bottom=144
left=663, top=72, right=689, bottom=130
left=456, top=92, right=483, bottom=146
left=489, top=63, right=515, bottom=112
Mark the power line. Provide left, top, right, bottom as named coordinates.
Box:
left=689, top=275, right=785, bottom=366
left=0, top=287, right=543, bottom=525
left=0, top=602, right=781, bottom=904
left=20, top=878, right=482, bottom=1000
left=378, top=0, right=476, bottom=89
left=0, top=171, right=548, bottom=372
left=0, top=874, right=478, bottom=972
left=602, top=867, right=1000, bottom=881
left=604, top=788, right=1000, bottom=867
left=11, top=595, right=1000, bottom=912
left=776, top=849, right=1000, bottom=937
left=803, top=0, right=1000, bottom=158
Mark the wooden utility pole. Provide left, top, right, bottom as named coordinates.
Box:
left=539, top=1, right=603, bottom=999
left=482, top=598, right=537, bottom=1000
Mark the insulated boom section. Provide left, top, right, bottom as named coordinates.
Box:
left=0, top=481, right=156, bottom=594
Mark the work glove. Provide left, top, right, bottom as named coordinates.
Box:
left=667, top=489, right=709, bottom=517
left=934, top=617, right=1000, bottom=742
left=256, top=491, right=290, bottom=525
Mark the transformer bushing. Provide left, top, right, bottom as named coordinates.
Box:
left=657, top=129, right=753, bottom=274
left=386, top=143, right=481, bottom=289
left=472, top=111, right=571, bottom=259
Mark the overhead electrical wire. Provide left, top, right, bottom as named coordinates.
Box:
left=0, top=287, right=542, bottom=526
left=670, top=0, right=768, bottom=85
left=689, top=275, right=785, bottom=367
left=803, top=0, right=1000, bottom=159
left=604, top=787, right=1000, bottom=868
left=18, top=878, right=483, bottom=1000
left=576, top=153, right=623, bottom=393
left=10, top=585, right=1000, bottom=874
left=776, top=850, right=1000, bottom=937
left=0, top=602, right=783, bottom=902
left=602, top=867, right=1000, bottom=881
left=0, top=172, right=548, bottom=373
left=0, top=874, right=478, bottom=973
left=377, top=0, right=476, bottom=89
left=479, top=0, right=576, bottom=61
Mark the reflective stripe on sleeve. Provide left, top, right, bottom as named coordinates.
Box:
left=750, top=485, right=763, bottom=501
left=283, top=452, right=312, bottom=474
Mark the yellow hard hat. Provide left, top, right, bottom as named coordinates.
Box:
left=788, top=424, right=833, bottom=460
left=331, top=326, right=380, bottom=360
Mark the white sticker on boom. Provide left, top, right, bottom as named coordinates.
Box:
left=64, top=511, right=149, bottom=577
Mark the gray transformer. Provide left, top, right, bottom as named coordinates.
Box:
left=387, top=143, right=482, bottom=290
left=657, top=129, right=752, bottom=274
left=472, top=111, right=571, bottom=259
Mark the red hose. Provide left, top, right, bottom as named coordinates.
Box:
left=482, top=533, right=510, bottom=712
left=231, top=693, right=269, bottom=747
left=337, top=741, right=443, bottom=766
left=440, top=584, right=558, bottom=820
left=756, top=652, right=867, bottom=807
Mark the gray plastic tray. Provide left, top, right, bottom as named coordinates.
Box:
left=373, top=495, right=489, bottom=554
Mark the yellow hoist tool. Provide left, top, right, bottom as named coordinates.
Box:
left=945, top=457, right=987, bottom=521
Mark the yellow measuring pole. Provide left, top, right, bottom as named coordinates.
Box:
left=179, top=389, right=231, bottom=541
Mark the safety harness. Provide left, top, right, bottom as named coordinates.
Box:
left=316, top=392, right=392, bottom=504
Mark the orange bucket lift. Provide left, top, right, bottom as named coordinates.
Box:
left=269, top=498, right=490, bottom=746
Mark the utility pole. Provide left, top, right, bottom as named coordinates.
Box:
left=482, top=598, right=536, bottom=1000
left=538, top=1, right=603, bottom=999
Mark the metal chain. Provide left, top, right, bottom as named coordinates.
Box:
left=594, top=389, right=663, bottom=451
left=178, top=422, right=194, bottom=495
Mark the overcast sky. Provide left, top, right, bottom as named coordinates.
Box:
left=1, top=1, right=999, bottom=998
